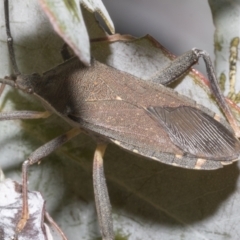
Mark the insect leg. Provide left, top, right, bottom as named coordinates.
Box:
left=45, top=212, right=68, bottom=240
left=93, top=143, right=114, bottom=240
left=15, top=128, right=81, bottom=237
left=151, top=49, right=240, bottom=137
left=0, top=84, right=5, bottom=98
left=0, top=111, right=51, bottom=120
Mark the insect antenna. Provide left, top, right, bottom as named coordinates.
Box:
left=4, top=0, right=20, bottom=76
left=0, top=0, right=22, bottom=94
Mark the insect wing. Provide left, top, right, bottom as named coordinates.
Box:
left=147, top=106, right=240, bottom=161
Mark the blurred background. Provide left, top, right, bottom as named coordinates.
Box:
left=101, top=0, right=214, bottom=75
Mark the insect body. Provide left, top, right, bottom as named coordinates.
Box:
left=1, top=0, right=240, bottom=239
left=17, top=56, right=240, bottom=170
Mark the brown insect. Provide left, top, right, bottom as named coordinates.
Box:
left=1, top=0, right=240, bottom=239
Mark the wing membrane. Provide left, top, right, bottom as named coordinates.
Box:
left=147, top=106, right=240, bottom=160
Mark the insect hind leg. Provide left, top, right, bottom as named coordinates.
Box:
left=151, top=48, right=240, bottom=138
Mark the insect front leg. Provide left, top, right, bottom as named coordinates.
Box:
left=151, top=49, right=240, bottom=137
left=14, top=128, right=81, bottom=239
left=93, top=143, right=114, bottom=240
left=0, top=110, right=51, bottom=120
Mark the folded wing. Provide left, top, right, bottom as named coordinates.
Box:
left=147, top=106, right=240, bottom=160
